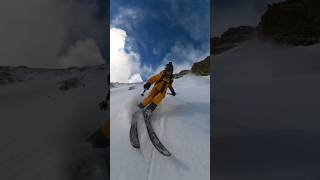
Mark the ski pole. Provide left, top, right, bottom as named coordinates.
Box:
left=141, top=89, right=147, bottom=96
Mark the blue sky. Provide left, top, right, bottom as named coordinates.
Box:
left=110, top=0, right=210, bottom=82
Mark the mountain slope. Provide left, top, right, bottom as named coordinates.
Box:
left=213, top=38, right=320, bottom=179
left=110, top=75, right=210, bottom=180
left=0, top=65, right=108, bottom=180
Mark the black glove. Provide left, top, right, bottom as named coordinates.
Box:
left=170, top=88, right=176, bottom=96
left=144, top=82, right=151, bottom=90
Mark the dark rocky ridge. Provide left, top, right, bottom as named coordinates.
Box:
left=191, top=56, right=210, bottom=76
left=0, top=72, right=21, bottom=85
left=211, top=0, right=320, bottom=55
left=212, top=26, right=257, bottom=55
left=0, top=64, right=108, bottom=86
left=259, top=0, right=320, bottom=45
left=173, top=70, right=190, bottom=79
left=207, top=0, right=320, bottom=79
left=174, top=56, right=210, bottom=79
left=59, top=77, right=85, bottom=91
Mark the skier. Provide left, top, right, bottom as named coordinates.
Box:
left=129, top=63, right=175, bottom=155
left=138, top=62, right=176, bottom=117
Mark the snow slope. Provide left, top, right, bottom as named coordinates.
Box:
left=213, top=39, right=320, bottom=179
left=0, top=65, right=108, bottom=180
left=110, top=75, right=210, bottom=180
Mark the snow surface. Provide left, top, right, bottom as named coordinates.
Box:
left=0, top=66, right=108, bottom=180
left=213, top=39, right=320, bottom=179
left=110, top=75, right=210, bottom=180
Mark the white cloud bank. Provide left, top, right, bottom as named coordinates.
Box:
left=60, top=38, right=104, bottom=67
left=0, top=0, right=105, bottom=68
left=110, top=27, right=147, bottom=83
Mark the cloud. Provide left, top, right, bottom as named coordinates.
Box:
left=181, top=13, right=210, bottom=42
left=159, top=41, right=209, bottom=73
left=110, top=27, right=147, bottom=83
left=111, top=7, right=145, bottom=30
left=0, top=0, right=106, bottom=68
left=153, top=48, right=161, bottom=56
left=128, top=74, right=143, bottom=83
left=149, top=0, right=210, bottom=73
left=60, top=38, right=104, bottom=67
left=164, top=0, right=210, bottom=42
left=110, top=1, right=210, bottom=80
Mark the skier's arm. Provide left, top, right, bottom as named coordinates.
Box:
left=147, top=72, right=162, bottom=84
left=144, top=72, right=162, bottom=89
left=169, top=80, right=176, bottom=96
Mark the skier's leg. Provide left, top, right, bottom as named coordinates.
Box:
left=143, top=102, right=157, bottom=120
left=152, top=93, right=165, bottom=107
left=138, top=88, right=158, bottom=108
left=146, top=102, right=157, bottom=112
left=143, top=93, right=165, bottom=118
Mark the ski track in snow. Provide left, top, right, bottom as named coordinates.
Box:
left=110, top=75, right=210, bottom=180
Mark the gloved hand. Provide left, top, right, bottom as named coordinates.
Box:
left=144, top=82, right=151, bottom=90
left=170, top=88, right=176, bottom=96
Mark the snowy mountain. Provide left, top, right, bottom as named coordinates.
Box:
left=212, top=1, right=320, bottom=178
left=213, top=36, right=320, bottom=179
left=110, top=74, right=210, bottom=180
left=0, top=65, right=109, bottom=180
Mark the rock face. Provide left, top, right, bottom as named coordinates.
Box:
left=212, top=26, right=257, bottom=55
left=259, top=0, right=320, bottom=45
left=211, top=0, right=320, bottom=54
left=59, top=77, right=85, bottom=91
left=191, top=56, right=210, bottom=76
left=174, top=70, right=190, bottom=79
left=173, top=56, right=211, bottom=79
left=0, top=72, right=18, bottom=85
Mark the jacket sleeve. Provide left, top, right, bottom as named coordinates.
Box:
left=147, top=72, right=162, bottom=85
left=169, top=80, right=175, bottom=92
left=168, top=79, right=173, bottom=88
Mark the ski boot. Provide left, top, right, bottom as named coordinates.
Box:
left=142, top=103, right=157, bottom=121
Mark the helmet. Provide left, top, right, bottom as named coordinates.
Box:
left=165, top=62, right=174, bottom=74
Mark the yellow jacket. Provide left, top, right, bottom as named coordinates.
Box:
left=140, top=71, right=175, bottom=107
left=147, top=70, right=173, bottom=93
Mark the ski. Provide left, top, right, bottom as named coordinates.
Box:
left=143, top=111, right=171, bottom=156
left=129, top=111, right=140, bottom=149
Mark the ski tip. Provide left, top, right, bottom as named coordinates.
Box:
left=162, top=151, right=171, bottom=156
left=131, top=144, right=140, bottom=149
left=130, top=138, right=140, bottom=149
